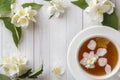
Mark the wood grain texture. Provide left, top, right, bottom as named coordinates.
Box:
left=0, top=0, right=119, bottom=80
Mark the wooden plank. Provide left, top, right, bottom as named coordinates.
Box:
left=33, top=0, right=50, bottom=80
left=66, top=0, right=83, bottom=80
left=49, top=15, right=67, bottom=80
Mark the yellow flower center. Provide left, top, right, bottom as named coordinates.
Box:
left=13, top=15, right=19, bottom=23
left=11, top=65, right=17, bottom=70
left=52, top=66, right=61, bottom=75
left=96, top=7, right=103, bottom=14
left=4, top=67, right=9, bottom=72
left=13, top=56, right=19, bottom=62
left=87, top=58, right=94, bottom=64
left=20, top=18, right=27, bottom=23
left=19, top=9, right=25, bottom=16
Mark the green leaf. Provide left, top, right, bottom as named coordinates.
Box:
left=0, top=17, right=22, bottom=47
left=49, top=15, right=54, bottom=19
left=0, top=74, right=11, bottom=80
left=0, top=0, right=4, bottom=5
left=22, top=2, right=43, bottom=9
left=0, top=0, right=15, bottom=15
left=19, top=69, right=32, bottom=78
left=102, top=10, right=119, bottom=30
left=11, top=0, right=15, bottom=3
left=71, top=0, right=88, bottom=9
left=29, top=64, right=43, bottom=78
left=44, top=0, right=52, bottom=1
left=16, top=27, right=22, bottom=40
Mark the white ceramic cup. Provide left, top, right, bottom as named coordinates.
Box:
left=75, top=34, right=120, bottom=80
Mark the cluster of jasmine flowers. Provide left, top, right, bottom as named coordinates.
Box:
left=0, top=54, right=29, bottom=79
left=85, top=0, right=115, bottom=22
left=11, top=4, right=37, bottom=28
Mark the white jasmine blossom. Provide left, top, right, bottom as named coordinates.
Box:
left=52, top=65, right=65, bottom=75
left=11, top=4, right=20, bottom=15
left=11, top=4, right=37, bottom=28
left=16, top=8, right=27, bottom=17
left=8, top=64, right=19, bottom=76
left=85, top=0, right=115, bottom=22
left=48, top=6, right=58, bottom=17
left=80, top=51, right=98, bottom=69
left=105, top=64, right=111, bottom=74
left=11, top=14, right=20, bottom=27
left=48, top=0, right=66, bottom=18
left=17, top=16, right=29, bottom=27
left=85, top=3, right=110, bottom=22
left=97, top=0, right=115, bottom=14
left=98, top=58, right=107, bottom=67
left=101, top=0, right=115, bottom=14
left=96, top=48, right=107, bottom=56
left=26, top=6, right=37, bottom=22
left=87, top=40, right=96, bottom=50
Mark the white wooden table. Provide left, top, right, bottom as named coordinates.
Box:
left=0, top=0, right=120, bottom=80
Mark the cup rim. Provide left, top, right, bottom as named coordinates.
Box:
left=75, top=34, right=120, bottom=79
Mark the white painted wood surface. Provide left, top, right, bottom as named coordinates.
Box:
left=0, top=0, right=119, bottom=80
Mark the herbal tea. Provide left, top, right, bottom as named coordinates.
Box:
left=78, top=37, right=118, bottom=76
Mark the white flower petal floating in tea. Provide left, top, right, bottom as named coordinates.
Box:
left=98, top=58, right=107, bottom=67
left=80, top=58, right=87, bottom=66
left=89, top=51, right=98, bottom=60
left=85, top=64, right=95, bottom=69
left=96, top=48, right=107, bottom=57
left=83, top=52, right=89, bottom=58
left=105, top=64, right=111, bottom=74
left=80, top=51, right=98, bottom=69
left=87, top=40, right=96, bottom=50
